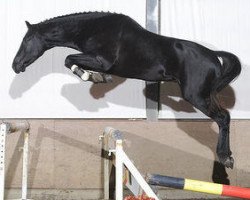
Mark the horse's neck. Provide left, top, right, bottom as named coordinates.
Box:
left=40, top=13, right=116, bottom=51
left=42, top=24, right=81, bottom=51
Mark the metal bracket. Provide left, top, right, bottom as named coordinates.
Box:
left=108, top=149, right=116, bottom=157
left=146, top=0, right=161, bottom=121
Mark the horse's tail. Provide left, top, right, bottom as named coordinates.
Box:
left=213, top=51, right=241, bottom=92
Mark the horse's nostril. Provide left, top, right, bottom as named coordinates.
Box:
left=12, top=63, right=21, bottom=74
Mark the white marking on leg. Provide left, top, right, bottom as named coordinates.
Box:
left=81, top=71, right=90, bottom=81
left=71, top=65, right=78, bottom=72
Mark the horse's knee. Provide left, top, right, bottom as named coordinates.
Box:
left=65, top=55, right=73, bottom=68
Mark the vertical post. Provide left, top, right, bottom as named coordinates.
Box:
left=115, top=140, right=123, bottom=200
left=146, top=0, right=161, bottom=121
left=0, top=121, right=30, bottom=200
left=0, top=123, right=7, bottom=200
left=103, top=134, right=110, bottom=200
left=21, top=131, right=29, bottom=200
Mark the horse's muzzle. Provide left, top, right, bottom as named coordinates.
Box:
left=12, top=62, right=25, bottom=74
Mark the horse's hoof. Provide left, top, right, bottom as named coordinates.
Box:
left=220, top=156, right=234, bottom=169
left=225, top=157, right=234, bottom=169
left=104, top=74, right=113, bottom=83
left=91, top=72, right=105, bottom=83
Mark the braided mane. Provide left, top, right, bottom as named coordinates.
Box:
left=36, top=11, right=115, bottom=26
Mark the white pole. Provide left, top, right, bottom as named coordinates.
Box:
left=121, top=150, right=160, bottom=200
left=115, top=139, right=123, bottom=200
left=0, top=124, right=7, bottom=200
left=102, top=134, right=110, bottom=200
left=21, top=131, right=29, bottom=200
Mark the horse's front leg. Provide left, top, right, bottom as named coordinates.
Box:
left=65, top=53, right=112, bottom=83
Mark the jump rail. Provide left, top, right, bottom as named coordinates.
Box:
left=147, top=174, right=250, bottom=199
left=0, top=121, right=30, bottom=200
left=100, top=127, right=159, bottom=200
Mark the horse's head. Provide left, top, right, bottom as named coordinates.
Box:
left=12, top=21, right=46, bottom=73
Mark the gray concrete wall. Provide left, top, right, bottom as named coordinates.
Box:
left=3, top=119, right=250, bottom=199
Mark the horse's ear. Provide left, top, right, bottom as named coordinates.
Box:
left=25, top=21, right=32, bottom=29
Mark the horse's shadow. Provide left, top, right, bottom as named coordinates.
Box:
left=9, top=48, right=143, bottom=112
left=60, top=76, right=128, bottom=111
left=8, top=47, right=236, bottom=112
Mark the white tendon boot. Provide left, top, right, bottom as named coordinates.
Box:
left=71, top=65, right=90, bottom=81
left=81, top=70, right=90, bottom=81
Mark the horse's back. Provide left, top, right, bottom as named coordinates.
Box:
left=78, top=13, right=166, bottom=80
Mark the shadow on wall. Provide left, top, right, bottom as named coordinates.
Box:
left=8, top=48, right=138, bottom=112
left=9, top=47, right=238, bottom=112
left=9, top=48, right=75, bottom=99
left=146, top=81, right=236, bottom=112
left=60, top=76, right=127, bottom=111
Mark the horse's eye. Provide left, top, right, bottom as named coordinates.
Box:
left=23, top=37, right=31, bottom=43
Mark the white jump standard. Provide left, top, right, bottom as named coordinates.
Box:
left=0, top=121, right=30, bottom=200
left=100, top=127, right=159, bottom=200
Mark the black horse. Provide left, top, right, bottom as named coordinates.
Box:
left=12, top=12, right=241, bottom=168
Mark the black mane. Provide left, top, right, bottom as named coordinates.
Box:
left=36, top=11, right=115, bottom=26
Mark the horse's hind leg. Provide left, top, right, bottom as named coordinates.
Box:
left=212, top=106, right=233, bottom=168
left=65, top=53, right=112, bottom=83
left=182, top=90, right=234, bottom=168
